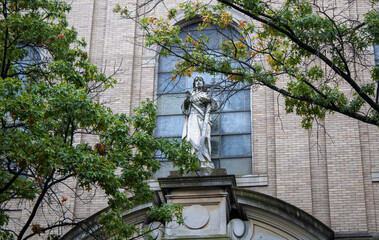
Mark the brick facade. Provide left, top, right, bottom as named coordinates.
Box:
left=67, top=0, right=379, bottom=236
left=13, top=0, right=379, bottom=238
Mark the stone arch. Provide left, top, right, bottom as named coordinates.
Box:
left=233, top=188, right=333, bottom=240
left=62, top=177, right=333, bottom=240
left=61, top=202, right=154, bottom=240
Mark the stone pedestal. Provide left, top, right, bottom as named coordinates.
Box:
left=158, top=171, right=236, bottom=239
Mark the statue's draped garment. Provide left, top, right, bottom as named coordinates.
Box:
left=182, top=89, right=217, bottom=167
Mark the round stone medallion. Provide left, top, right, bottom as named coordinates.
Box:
left=183, top=205, right=209, bottom=229
left=231, top=218, right=245, bottom=237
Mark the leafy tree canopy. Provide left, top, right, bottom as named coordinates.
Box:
left=120, top=0, right=379, bottom=128
left=0, top=1, right=198, bottom=239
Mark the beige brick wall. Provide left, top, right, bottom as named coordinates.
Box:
left=274, top=95, right=313, bottom=214
left=308, top=122, right=331, bottom=226
left=325, top=115, right=368, bottom=232
left=72, top=0, right=379, bottom=234
left=13, top=0, right=379, bottom=238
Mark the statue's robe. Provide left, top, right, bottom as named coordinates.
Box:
left=182, top=90, right=216, bottom=165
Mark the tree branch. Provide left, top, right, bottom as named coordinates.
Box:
left=259, top=76, right=379, bottom=125
left=1, top=0, right=9, bottom=78
left=217, top=0, right=379, bottom=113
left=23, top=222, right=78, bottom=240
left=17, top=170, right=56, bottom=240
left=0, top=170, right=22, bottom=195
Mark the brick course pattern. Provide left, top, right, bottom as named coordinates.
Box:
left=9, top=0, right=379, bottom=238
left=67, top=0, right=379, bottom=235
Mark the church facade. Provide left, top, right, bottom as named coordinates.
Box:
left=58, top=0, right=379, bottom=239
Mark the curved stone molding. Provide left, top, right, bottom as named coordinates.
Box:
left=60, top=202, right=154, bottom=240
left=234, top=189, right=334, bottom=240
left=183, top=205, right=210, bottom=229
left=146, top=221, right=164, bottom=240
left=61, top=180, right=335, bottom=240
left=227, top=218, right=253, bottom=240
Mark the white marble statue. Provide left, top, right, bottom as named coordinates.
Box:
left=182, top=76, right=218, bottom=168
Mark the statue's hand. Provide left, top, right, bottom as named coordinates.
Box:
left=211, top=99, right=219, bottom=111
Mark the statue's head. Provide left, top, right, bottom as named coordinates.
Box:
left=193, top=76, right=206, bottom=91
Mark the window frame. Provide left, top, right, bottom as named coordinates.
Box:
left=153, top=21, right=254, bottom=177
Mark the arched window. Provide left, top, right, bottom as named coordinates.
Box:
left=19, top=46, right=42, bottom=79
left=155, top=23, right=252, bottom=176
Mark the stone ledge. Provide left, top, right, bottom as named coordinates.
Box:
left=372, top=169, right=379, bottom=182
left=168, top=168, right=228, bottom=177
left=147, top=173, right=268, bottom=191
left=334, top=232, right=372, bottom=239
left=236, top=174, right=268, bottom=187
left=158, top=174, right=236, bottom=192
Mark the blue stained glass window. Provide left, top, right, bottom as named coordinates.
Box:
left=210, top=114, right=220, bottom=135
left=157, top=94, right=186, bottom=115
left=221, top=112, right=251, bottom=134
left=155, top=116, right=184, bottom=137
left=157, top=73, right=186, bottom=94
left=211, top=136, right=220, bottom=158
left=221, top=158, right=252, bottom=175
left=221, top=135, right=251, bottom=158
left=155, top=22, right=252, bottom=175
left=158, top=55, right=180, bottom=73
left=222, top=90, right=250, bottom=112
left=17, top=46, right=42, bottom=82
left=153, top=161, right=176, bottom=178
